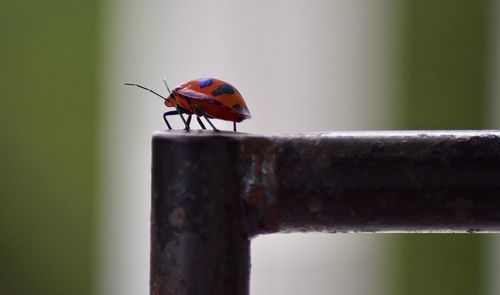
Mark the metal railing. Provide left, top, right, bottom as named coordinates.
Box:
left=150, top=130, right=500, bottom=295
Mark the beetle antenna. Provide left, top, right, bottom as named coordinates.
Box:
left=124, top=83, right=167, bottom=100
left=162, top=77, right=172, bottom=95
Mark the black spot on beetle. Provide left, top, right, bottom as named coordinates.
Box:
left=232, top=104, right=243, bottom=113
left=212, top=83, right=234, bottom=96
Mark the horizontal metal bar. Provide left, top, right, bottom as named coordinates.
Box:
left=246, top=131, right=500, bottom=234
left=150, top=130, right=500, bottom=295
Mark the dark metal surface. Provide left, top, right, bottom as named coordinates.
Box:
left=151, top=130, right=500, bottom=295
left=151, top=132, right=249, bottom=295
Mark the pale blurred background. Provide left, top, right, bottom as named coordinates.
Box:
left=1, top=0, right=500, bottom=294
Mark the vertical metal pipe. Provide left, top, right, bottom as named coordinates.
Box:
left=151, top=132, right=250, bottom=295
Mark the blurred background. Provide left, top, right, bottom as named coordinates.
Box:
left=1, top=0, right=500, bottom=294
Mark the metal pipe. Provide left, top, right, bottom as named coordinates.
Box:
left=151, top=130, right=500, bottom=295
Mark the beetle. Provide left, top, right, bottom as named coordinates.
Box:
left=125, top=77, right=251, bottom=132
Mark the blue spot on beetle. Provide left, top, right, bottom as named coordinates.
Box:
left=198, top=78, right=213, bottom=88
left=212, top=83, right=234, bottom=96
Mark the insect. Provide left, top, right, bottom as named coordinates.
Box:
left=125, top=77, right=251, bottom=132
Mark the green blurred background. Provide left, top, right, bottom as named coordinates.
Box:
left=0, top=0, right=498, bottom=294
left=0, top=1, right=99, bottom=294
left=395, top=2, right=492, bottom=294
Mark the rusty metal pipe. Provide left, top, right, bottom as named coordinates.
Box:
left=151, top=130, right=500, bottom=295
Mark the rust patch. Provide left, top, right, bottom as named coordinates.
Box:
left=253, top=154, right=263, bottom=172
left=244, top=187, right=264, bottom=204
left=240, top=140, right=277, bottom=203
left=240, top=139, right=279, bottom=235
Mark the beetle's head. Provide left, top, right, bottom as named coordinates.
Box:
left=164, top=93, right=175, bottom=107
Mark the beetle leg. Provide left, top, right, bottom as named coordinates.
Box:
left=196, top=116, right=206, bottom=130
left=175, top=105, right=190, bottom=131
left=186, top=115, right=192, bottom=128
left=233, top=122, right=237, bottom=132
left=194, top=105, right=219, bottom=132
left=163, top=110, right=178, bottom=130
